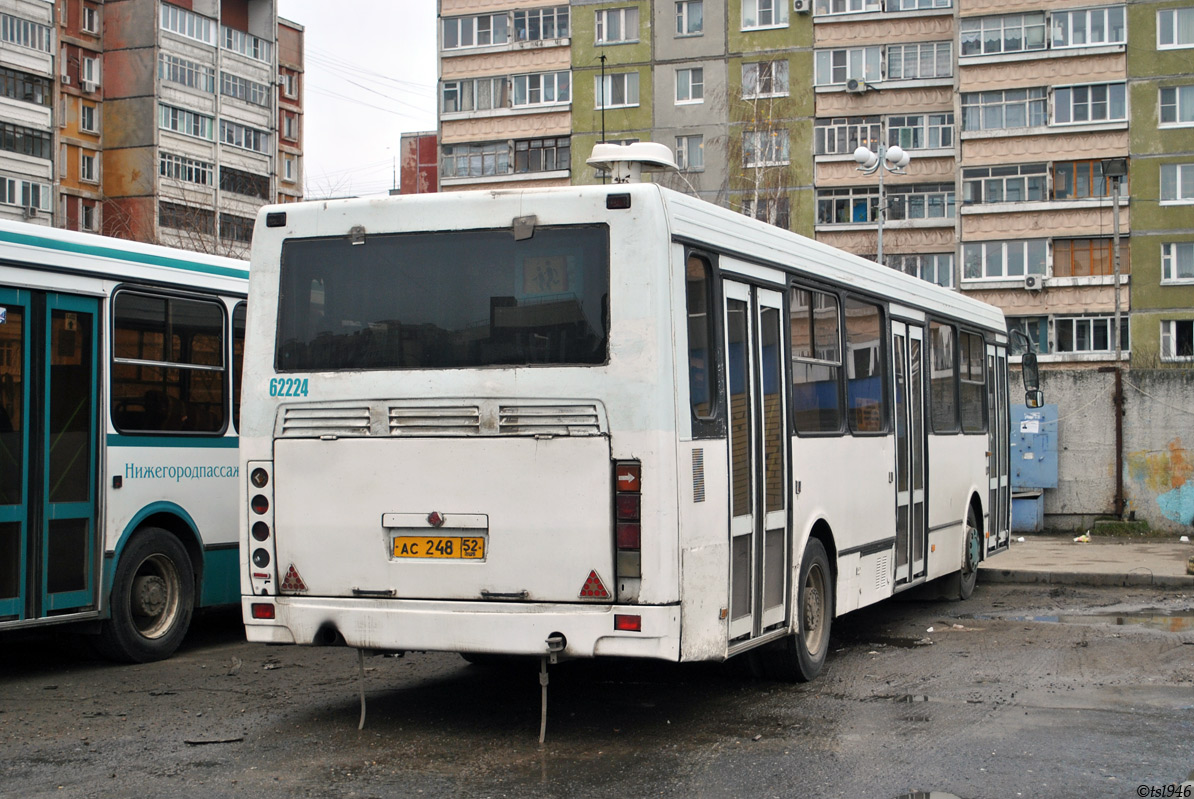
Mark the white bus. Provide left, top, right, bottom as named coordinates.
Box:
left=240, top=165, right=1011, bottom=681
left=0, top=220, right=248, bottom=662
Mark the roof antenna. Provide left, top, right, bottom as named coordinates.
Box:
left=586, top=142, right=678, bottom=184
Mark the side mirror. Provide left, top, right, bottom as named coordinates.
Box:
left=1021, top=350, right=1040, bottom=393
left=1025, top=389, right=1044, bottom=409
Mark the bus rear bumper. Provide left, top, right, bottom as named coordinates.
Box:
left=242, top=597, right=682, bottom=661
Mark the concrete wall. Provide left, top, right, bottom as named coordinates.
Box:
left=1034, top=366, right=1194, bottom=532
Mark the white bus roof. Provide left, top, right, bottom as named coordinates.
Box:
left=0, top=219, right=249, bottom=293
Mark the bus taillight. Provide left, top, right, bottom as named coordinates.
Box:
left=246, top=461, right=278, bottom=599
left=614, top=461, right=642, bottom=579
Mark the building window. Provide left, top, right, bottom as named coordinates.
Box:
left=283, top=155, right=296, bottom=183
left=961, top=88, right=1047, bottom=131
left=742, top=0, right=788, bottom=29
left=1052, top=159, right=1117, bottom=199
left=595, top=7, right=638, bottom=44
left=814, top=116, right=881, bottom=155
left=443, top=76, right=508, bottom=113
left=889, top=0, right=950, bottom=10
left=676, top=135, right=704, bottom=170
left=81, top=202, right=95, bottom=231
left=1, top=66, right=51, bottom=106
left=514, top=137, right=569, bottom=173
left=1157, top=7, right=1194, bottom=49
left=222, top=26, right=272, bottom=61
left=159, top=54, right=216, bottom=93
left=159, top=201, right=215, bottom=234
left=962, top=163, right=1047, bottom=204
left=742, top=61, right=789, bottom=98
left=159, top=104, right=214, bottom=140
left=595, top=72, right=639, bottom=109
left=219, top=120, right=270, bottom=153
left=1052, top=6, right=1126, bottom=48
left=512, top=71, right=570, bottom=107
left=82, top=56, right=100, bottom=89
left=887, top=113, right=953, bottom=150
left=963, top=239, right=1047, bottom=279
left=676, top=0, right=702, bottom=35
left=221, top=72, right=271, bottom=106
left=442, top=142, right=510, bottom=179
left=887, top=253, right=954, bottom=287
left=159, top=3, right=216, bottom=45
left=676, top=68, right=704, bottom=104
left=1056, top=316, right=1128, bottom=354
left=280, top=71, right=299, bottom=99
left=80, top=104, right=98, bottom=133
left=886, top=184, right=956, bottom=220
left=1161, top=85, right=1194, bottom=126
left=743, top=129, right=790, bottom=167
left=160, top=152, right=214, bottom=186
left=513, top=6, right=569, bottom=41
left=814, top=47, right=881, bottom=86
left=1161, top=320, right=1194, bottom=360
left=443, top=12, right=510, bottom=49
left=1161, top=242, right=1194, bottom=282
left=0, top=177, right=52, bottom=211
left=817, top=187, right=879, bottom=224
left=0, top=122, right=52, bottom=159
left=1053, top=238, right=1127, bottom=277
left=1054, top=82, right=1126, bottom=125
left=815, top=0, right=880, bottom=15
left=1160, top=163, right=1194, bottom=203
left=80, top=151, right=97, bottom=182
left=1008, top=316, right=1048, bottom=354
left=220, top=213, right=254, bottom=244
left=960, top=13, right=1047, bottom=56
left=220, top=166, right=270, bottom=200
left=281, top=111, right=298, bottom=141
left=1, top=12, right=53, bottom=52
left=886, top=42, right=952, bottom=80
left=82, top=5, right=98, bottom=34
left=742, top=197, right=790, bottom=228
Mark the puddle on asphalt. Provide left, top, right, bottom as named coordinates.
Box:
left=963, top=611, right=1194, bottom=633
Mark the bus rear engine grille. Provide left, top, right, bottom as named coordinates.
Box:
left=280, top=406, right=371, bottom=437
left=498, top=404, right=601, bottom=436
left=388, top=406, right=482, bottom=436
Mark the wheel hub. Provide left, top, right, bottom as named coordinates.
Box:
left=132, top=575, right=168, bottom=618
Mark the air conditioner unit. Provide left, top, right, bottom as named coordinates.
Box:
left=846, top=78, right=868, bottom=94
left=1024, top=275, right=1043, bottom=291
left=794, top=0, right=812, bottom=14
left=22, top=206, right=38, bottom=220
left=62, top=75, right=70, bottom=85
left=81, top=80, right=95, bottom=93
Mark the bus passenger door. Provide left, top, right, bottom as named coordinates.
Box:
left=724, top=281, right=789, bottom=641
left=0, top=289, right=99, bottom=622
left=987, top=345, right=1010, bottom=554
left=891, top=322, right=926, bottom=586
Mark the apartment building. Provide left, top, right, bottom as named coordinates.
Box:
left=437, top=1, right=573, bottom=191
left=1, top=0, right=302, bottom=255
left=0, top=0, right=55, bottom=225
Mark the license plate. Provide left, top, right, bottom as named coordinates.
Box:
left=392, top=536, right=484, bottom=560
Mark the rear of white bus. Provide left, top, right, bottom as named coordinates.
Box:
left=240, top=186, right=688, bottom=663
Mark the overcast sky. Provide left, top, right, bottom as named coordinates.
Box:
left=277, top=1, right=438, bottom=198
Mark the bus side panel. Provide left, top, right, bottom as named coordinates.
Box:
left=791, top=435, right=894, bottom=616
left=925, top=434, right=987, bottom=581
left=677, top=442, right=731, bottom=662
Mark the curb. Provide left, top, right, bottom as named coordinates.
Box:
left=978, top=569, right=1194, bottom=588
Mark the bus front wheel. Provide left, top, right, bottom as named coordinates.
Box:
left=97, top=527, right=195, bottom=663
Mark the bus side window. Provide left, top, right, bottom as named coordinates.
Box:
left=844, top=296, right=886, bottom=434
left=959, top=331, right=986, bottom=433
left=790, top=286, right=843, bottom=435
left=929, top=321, right=959, bottom=433
left=686, top=254, right=719, bottom=435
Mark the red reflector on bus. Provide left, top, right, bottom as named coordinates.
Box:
left=616, top=522, right=641, bottom=550
left=251, top=603, right=275, bottom=620
left=614, top=614, right=641, bottom=632
left=579, top=570, right=610, bottom=599
left=615, top=494, right=640, bottom=520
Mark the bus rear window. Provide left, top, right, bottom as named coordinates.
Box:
left=276, top=226, right=609, bottom=371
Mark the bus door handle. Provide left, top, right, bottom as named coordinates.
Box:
left=481, top=590, right=529, bottom=601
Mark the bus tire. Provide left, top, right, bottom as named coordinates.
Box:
left=758, top=537, right=833, bottom=682
left=958, top=506, right=981, bottom=600
left=96, top=527, right=195, bottom=663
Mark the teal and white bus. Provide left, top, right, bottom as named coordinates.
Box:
left=0, top=220, right=248, bottom=662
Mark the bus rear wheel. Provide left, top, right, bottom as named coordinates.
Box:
left=96, top=527, right=195, bottom=663
left=757, top=537, right=833, bottom=682
left=958, top=506, right=981, bottom=600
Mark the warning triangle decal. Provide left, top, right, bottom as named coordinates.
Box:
left=579, top=570, right=610, bottom=599
left=280, top=564, right=307, bottom=593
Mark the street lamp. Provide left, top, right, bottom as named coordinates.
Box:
left=1100, top=156, right=1128, bottom=364
left=854, top=144, right=911, bottom=266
